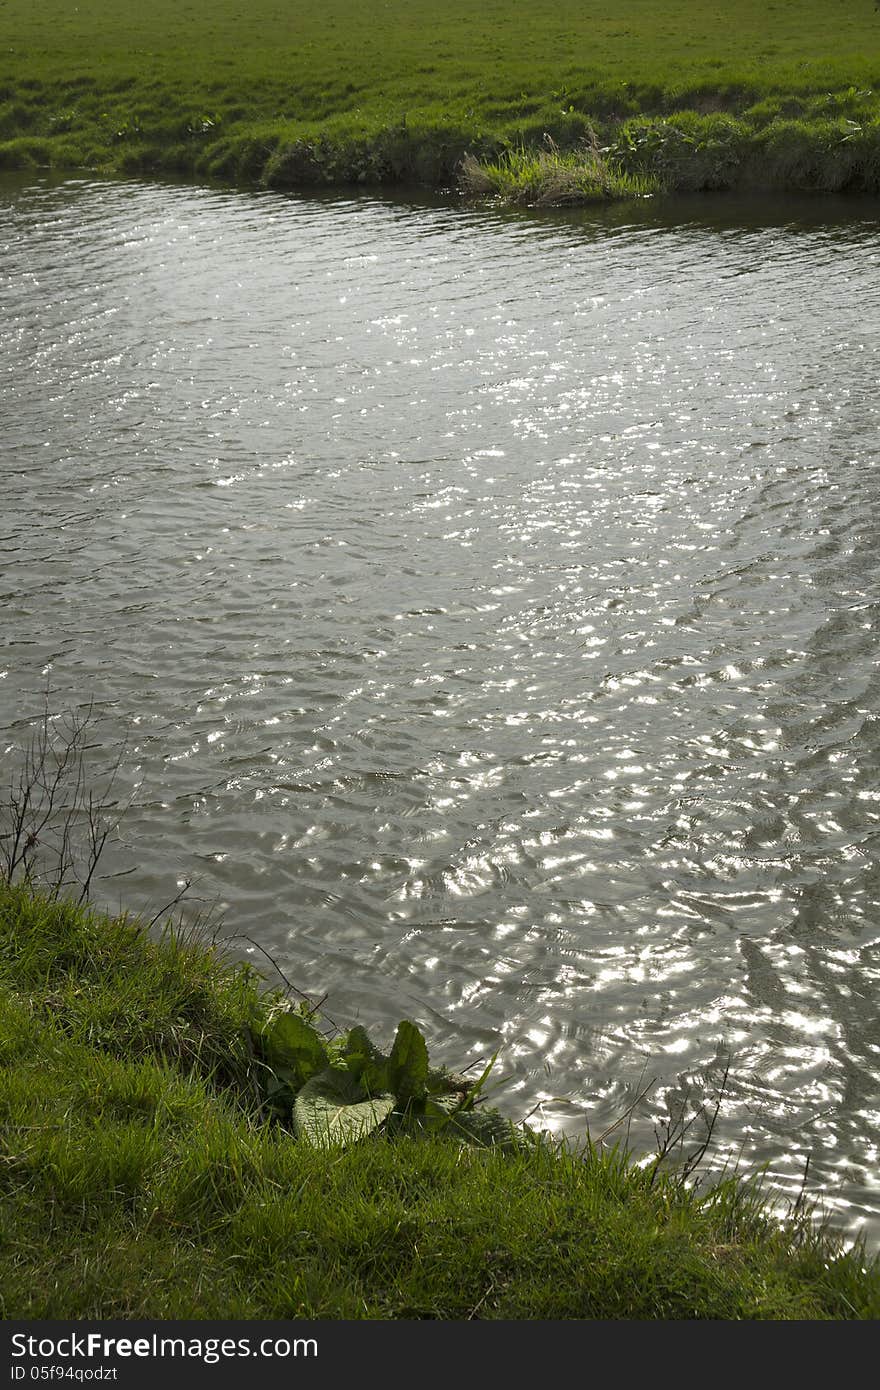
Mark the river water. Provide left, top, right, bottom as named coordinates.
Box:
left=2, top=172, right=879, bottom=1244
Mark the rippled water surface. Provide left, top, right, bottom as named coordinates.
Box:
left=3, top=173, right=880, bottom=1241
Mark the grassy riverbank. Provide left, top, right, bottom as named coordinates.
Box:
left=1, top=881, right=878, bottom=1319
left=1, top=0, right=879, bottom=198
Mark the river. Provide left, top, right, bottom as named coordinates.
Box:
left=2, top=172, right=879, bottom=1244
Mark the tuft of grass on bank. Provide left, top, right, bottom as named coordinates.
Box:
left=1, top=880, right=879, bottom=1319
left=459, top=140, right=660, bottom=204
left=1, top=0, right=880, bottom=198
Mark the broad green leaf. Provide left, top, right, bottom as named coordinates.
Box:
left=427, top=1066, right=471, bottom=1096
left=401, top=1098, right=522, bottom=1149
left=263, top=1064, right=301, bottom=1097
left=341, top=1025, right=392, bottom=1096
left=388, top=1019, right=430, bottom=1103
left=362, top=1057, right=392, bottom=1097
left=425, top=1093, right=462, bottom=1117
left=446, top=1106, right=521, bottom=1150
left=388, top=1093, right=455, bottom=1140
left=411, top=1092, right=463, bottom=1133
left=259, top=1007, right=329, bottom=1088
left=293, top=1067, right=395, bottom=1150
left=341, top=1025, right=375, bottom=1075
left=262, top=1064, right=300, bottom=1118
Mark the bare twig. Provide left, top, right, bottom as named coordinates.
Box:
left=0, top=688, right=132, bottom=901
left=597, top=1073, right=658, bottom=1146
left=648, top=1052, right=733, bottom=1188
left=792, top=1151, right=812, bottom=1217
left=681, top=1056, right=731, bottom=1181
left=144, top=878, right=195, bottom=931
left=227, top=932, right=338, bottom=1029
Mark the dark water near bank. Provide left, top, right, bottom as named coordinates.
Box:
left=2, top=173, right=880, bottom=1243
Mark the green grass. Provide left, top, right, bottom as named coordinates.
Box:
left=1, top=0, right=879, bottom=196
left=1, top=880, right=879, bottom=1319
left=459, top=141, right=661, bottom=204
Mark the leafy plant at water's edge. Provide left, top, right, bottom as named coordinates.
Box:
left=254, top=1008, right=522, bottom=1152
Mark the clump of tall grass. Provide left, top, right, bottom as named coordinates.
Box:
left=458, top=136, right=659, bottom=205
left=611, top=109, right=880, bottom=192
left=752, top=115, right=880, bottom=192
left=612, top=111, right=750, bottom=190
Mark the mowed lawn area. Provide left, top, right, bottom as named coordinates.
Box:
left=2, top=0, right=880, bottom=192
left=4, top=0, right=879, bottom=118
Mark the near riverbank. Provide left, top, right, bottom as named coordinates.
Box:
left=2, top=0, right=879, bottom=201
left=1, top=880, right=878, bottom=1319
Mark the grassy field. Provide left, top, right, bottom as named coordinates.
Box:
left=1, top=0, right=880, bottom=196
left=1, top=879, right=879, bottom=1319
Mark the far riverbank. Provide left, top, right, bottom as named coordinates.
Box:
left=2, top=0, right=879, bottom=203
